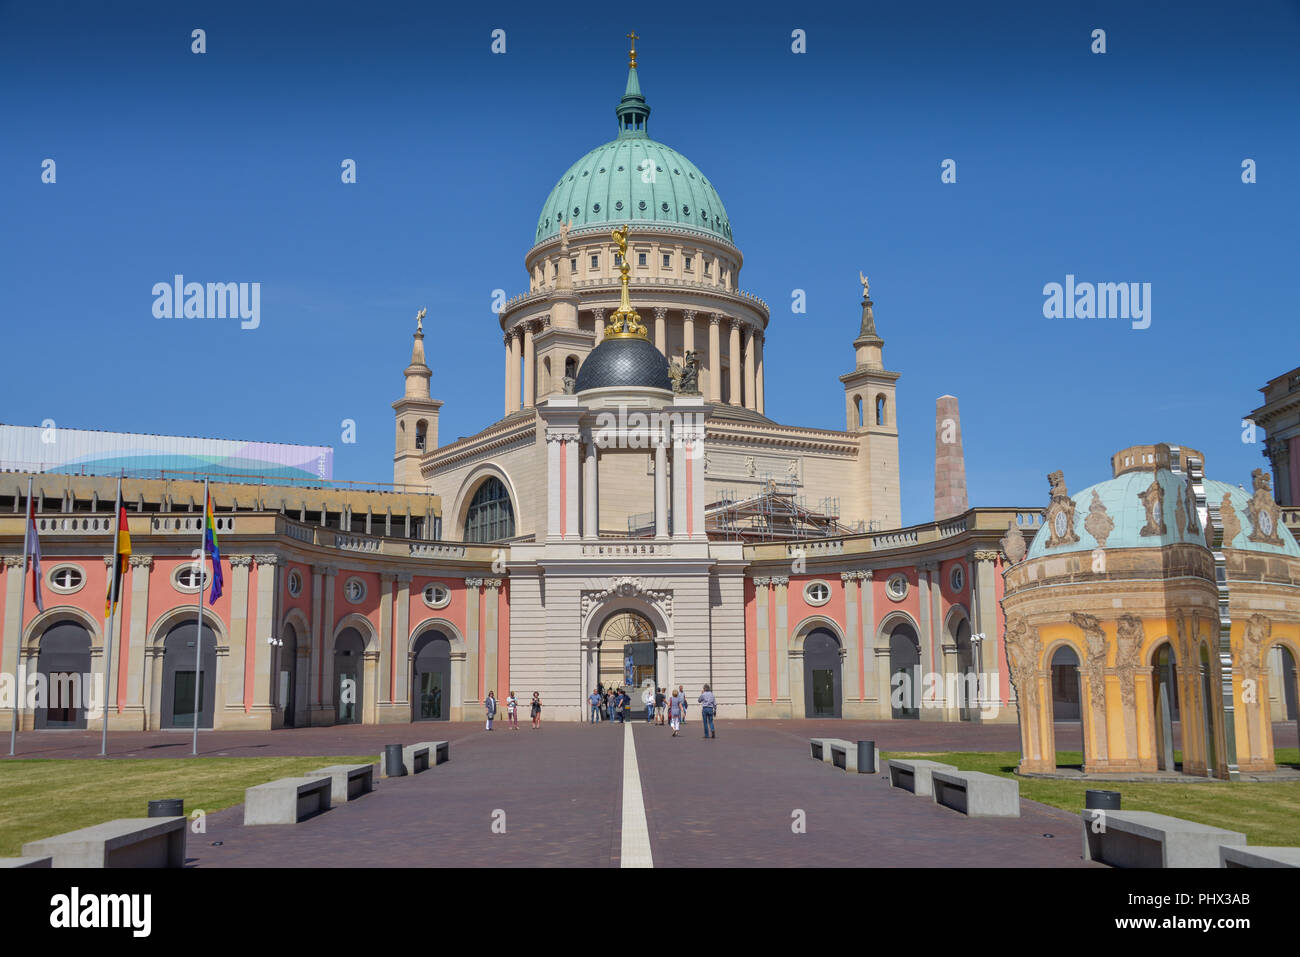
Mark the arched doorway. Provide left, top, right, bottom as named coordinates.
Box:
left=334, top=628, right=364, bottom=725
left=1279, top=644, right=1298, bottom=721
left=279, top=623, right=298, bottom=728
left=889, top=622, right=921, bottom=719
left=1050, top=645, right=1084, bottom=768
left=803, top=628, right=842, bottom=718
left=1151, top=641, right=1181, bottom=771
left=161, top=620, right=217, bottom=729
left=598, top=611, right=655, bottom=692
left=412, top=631, right=451, bottom=721
left=1200, top=643, right=1218, bottom=774
left=952, top=617, right=975, bottom=721
left=35, top=622, right=92, bottom=729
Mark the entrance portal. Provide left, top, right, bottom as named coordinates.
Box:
left=412, top=632, right=451, bottom=721
left=334, top=628, right=364, bottom=725
left=35, top=622, right=92, bottom=729
left=597, top=611, right=656, bottom=692
left=803, top=628, right=842, bottom=718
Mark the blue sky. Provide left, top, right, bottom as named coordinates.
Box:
left=2, top=0, right=1296, bottom=525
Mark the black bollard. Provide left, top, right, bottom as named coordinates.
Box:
left=384, top=743, right=406, bottom=777
left=1085, top=789, right=1120, bottom=810
left=147, top=798, right=184, bottom=818
left=856, top=740, right=877, bottom=774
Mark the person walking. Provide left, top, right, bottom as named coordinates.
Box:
left=485, top=690, right=497, bottom=731
left=655, top=687, right=666, bottom=726
left=667, top=687, right=683, bottom=736
left=698, top=684, right=717, bottom=739
left=601, top=689, right=610, bottom=722
left=677, top=685, right=688, bottom=726
left=530, top=691, right=542, bottom=729
left=506, top=690, right=519, bottom=730
left=643, top=685, right=655, bottom=723
left=589, top=688, right=602, bottom=723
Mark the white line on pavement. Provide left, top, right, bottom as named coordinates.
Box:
left=620, top=721, right=653, bottom=868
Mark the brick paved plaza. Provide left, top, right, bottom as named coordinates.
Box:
left=42, top=719, right=1103, bottom=868
left=13, top=719, right=1292, bottom=866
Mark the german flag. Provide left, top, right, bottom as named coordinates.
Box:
left=105, top=502, right=132, bottom=618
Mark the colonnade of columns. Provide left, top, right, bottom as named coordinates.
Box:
left=503, top=308, right=766, bottom=415
left=540, top=400, right=707, bottom=542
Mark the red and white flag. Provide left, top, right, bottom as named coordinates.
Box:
left=26, top=495, right=43, bottom=613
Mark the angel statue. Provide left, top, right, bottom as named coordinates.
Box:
left=612, top=224, right=629, bottom=262
left=858, top=272, right=870, bottom=299
left=415, top=307, right=427, bottom=334
left=559, top=219, right=571, bottom=253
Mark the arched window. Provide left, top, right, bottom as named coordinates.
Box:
left=464, top=477, right=515, bottom=543
left=853, top=395, right=863, bottom=428
left=875, top=394, right=886, bottom=426
left=565, top=355, right=579, bottom=380
left=415, top=419, right=427, bottom=451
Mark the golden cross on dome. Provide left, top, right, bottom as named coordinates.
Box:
left=627, top=31, right=639, bottom=68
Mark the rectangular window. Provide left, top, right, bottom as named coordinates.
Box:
left=704, top=260, right=711, bottom=276
left=570, top=258, right=577, bottom=273
left=684, top=256, right=693, bottom=270
left=662, top=254, right=671, bottom=268
left=552, top=262, right=558, bottom=277
left=614, top=254, right=623, bottom=267
left=590, top=254, right=599, bottom=269
left=637, top=252, right=647, bottom=266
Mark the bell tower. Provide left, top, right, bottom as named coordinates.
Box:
left=393, top=308, right=442, bottom=489
left=839, top=275, right=901, bottom=529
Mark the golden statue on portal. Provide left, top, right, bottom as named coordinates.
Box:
left=605, top=224, right=647, bottom=340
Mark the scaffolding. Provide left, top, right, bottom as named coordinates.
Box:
left=706, top=474, right=856, bottom=542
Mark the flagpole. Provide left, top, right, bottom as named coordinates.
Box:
left=9, top=477, right=33, bottom=756
left=100, top=476, right=123, bottom=757
left=192, top=478, right=208, bottom=756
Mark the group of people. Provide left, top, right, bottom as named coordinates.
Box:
left=589, top=683, right=717, bottom=738
left=483, top=690, right=542, bottom=730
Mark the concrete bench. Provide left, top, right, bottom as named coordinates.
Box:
left=1080, top=810, right=1246, bottom=868
left=887, top=759, right=957, bottom=797
left=1220, top=845, right=1300, bottom=868
left=931, top=769, right=1020, bottom=818
left=810, top=737, right=853, bottom=762
left=379, top=741, right=448, bottom=778
left=22, top=817, right=186, bottom=868
left=826, top=740, right=881, bottom=773
left=0, top=856, right=51, bottom=868
left=307, top=763, right=375, bottom=803
left=243, top=775, right=332, bottom=825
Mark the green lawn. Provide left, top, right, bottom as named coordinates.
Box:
left=0, top=757, right=374, bottom=857
left=884, top=749, right=1300, bottom=847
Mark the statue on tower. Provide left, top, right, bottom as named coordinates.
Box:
left=605, top=224, right=647, bottom=339
left=415, top=307, right=426, bottom=335
left=559, top=219, right=571, bottom=253
left=859, top=272, right=870, bottom=300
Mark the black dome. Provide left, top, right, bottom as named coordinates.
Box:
left=575, top=336, right=672, bottom=392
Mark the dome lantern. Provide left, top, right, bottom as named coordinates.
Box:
left=616, top=32, right=650, bottom=137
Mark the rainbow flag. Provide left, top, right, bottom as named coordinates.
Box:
left=204, top=489, right=224, bottom=605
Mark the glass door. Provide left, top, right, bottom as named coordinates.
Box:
left=812, top=669, right=835, bottom=717
left=418, top=671, right=443, bottom=720
left=172, top=671, right=204, bottom=728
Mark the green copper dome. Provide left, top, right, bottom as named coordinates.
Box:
left=534, top=64, right=734, bottom=246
